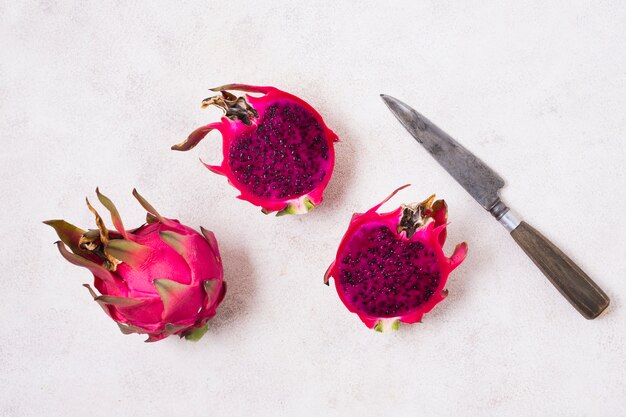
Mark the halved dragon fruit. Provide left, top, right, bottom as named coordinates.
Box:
left=172, top=84, right=339, bottom=215
left=44, top=189, right=225, bottom=342
left=324, top=185, right=467, bottom=332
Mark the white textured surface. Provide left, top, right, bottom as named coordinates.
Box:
left=1, top=1, right=625, bottom=416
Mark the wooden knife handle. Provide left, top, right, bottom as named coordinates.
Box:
left=510, top=221, right=610, bottom=319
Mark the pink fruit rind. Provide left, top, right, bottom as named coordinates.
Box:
left=325, top=185, right=468, bottom=331
left=173, top=84, right=339, bottom=215
left=45, top=189, right=226, bottom=342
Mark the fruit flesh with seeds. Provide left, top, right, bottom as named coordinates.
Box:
left=44, top=189, right=225, bottom=342
left=172, top=84, right=339, bottom=215
left=324, top=185, right=467, bottom=331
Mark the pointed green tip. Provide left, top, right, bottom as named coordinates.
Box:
left=94, top=188, right=128, bottom=238
left=303, top=197, right=315, bottom=212
left=373, top=319, right=400, bottom=332
left=131, top=188, right=143, bottom=204
left=106, top=239, right=150, bottom=269
left=132, top=188, right=163, bottom=221
left=43, top=219, right=62, bottom=232
left=95, top=187, right=109, bottom=207
left=275, top=204, right=293, bottom=217
left=95, top=295, right=145, bottom=307
left=183, top=323, right=209, bottom=341
left=43, top=220, right=86, bottom=250
left=275, top=197, right=316, bottom=217
left=159, top=231, right=189, bottom=259
left=47, top=220, right=89, bottom=258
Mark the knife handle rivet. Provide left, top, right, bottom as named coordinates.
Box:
left=489, top=200, right=510, bottom=220
left=490, top=201, right=522, bottom=232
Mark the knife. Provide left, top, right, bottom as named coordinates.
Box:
left=381, top=94, right=610, bottom=319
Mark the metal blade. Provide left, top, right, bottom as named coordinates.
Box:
left=381, top=94, right=505, bottom=210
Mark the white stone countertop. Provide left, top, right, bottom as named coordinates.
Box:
left=1, top=1, right=625, bottom=416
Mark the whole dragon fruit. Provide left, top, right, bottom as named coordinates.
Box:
left=324, top=185, right=467, bottom=332
left=44, top=189, right=225, bottom=342
left=172, top=84, right=339, bottom=215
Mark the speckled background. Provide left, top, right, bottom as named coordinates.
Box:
left=1, top=1, right=625, bottom=416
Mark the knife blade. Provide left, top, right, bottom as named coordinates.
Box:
left=381, top=94, right=610, bottom=319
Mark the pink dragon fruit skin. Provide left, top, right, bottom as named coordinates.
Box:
left=44, top=189, right=225, bottom=342
left=324, top=185, right=467, bottom=332
left=172, top=84, right=339, bottom=215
